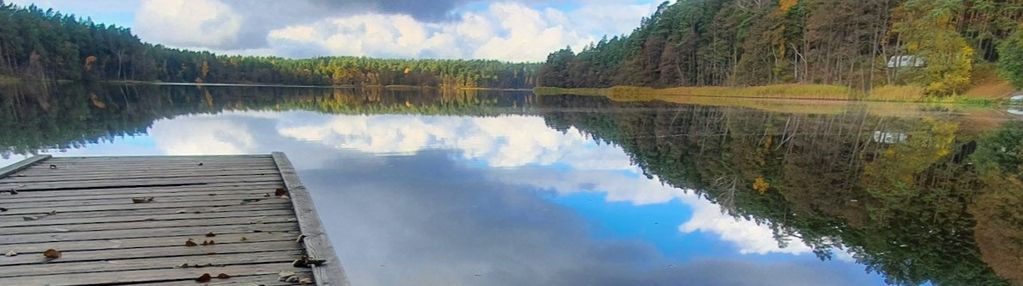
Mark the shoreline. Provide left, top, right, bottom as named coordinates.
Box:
left=534, top=85, right=1012, bottom=105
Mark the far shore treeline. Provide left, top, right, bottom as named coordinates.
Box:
left=1, top=0, right=1022, bottom=98
left=0, top=2, right=540, bottom=88
left=539, top=0, right=1023, bottom=97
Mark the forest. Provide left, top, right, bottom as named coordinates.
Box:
left=0, top=2, right=540, bottom=88
left=539, top=0, right=1023, bottom=96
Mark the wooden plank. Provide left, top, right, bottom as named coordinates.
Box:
left=0, top=209, right=295, bottom=228
left=0, top=232, right=296, bottom=254
left=0, top=222, right=297, bottom=245
left=13, top=167, right=281, bottom=176
left=1, top=192, right=285, bottom=210
left=0, top=155, right=50, bottom=179
left=0, top=197, right=289, bottom=216
left=0, top=250, right=304, bottom=278
left=3, top=191, right=284, bottom=209
left=0, top=262, right=299, bottom=285
left=42, top=155, right=272, bottom=162
left=0, top=187, right=282, bottom=204
left=142, top=272, right=313, bottom=286
left=0, top=182, right=283, bottom=199
left=0, top=241, right=302, bottom=266
left=0, top=169, right=282, bottom=184
left=3, top=214, right=296, bottom=235
left=0, top=203, right=294, bottom=224
left=272, top=152, right=350, bottom=286
left=0, top=175, right=282, bottom=191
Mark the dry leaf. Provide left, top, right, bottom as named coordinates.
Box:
left=195, top=273, right=212, bottom=282
left=216, top=273, right=231, bottom=279
left=4, top=250, right=17, bottom=257
left=185, top=239, right=198, bottom=247
left=274, top=188, right=287, bottom=196
left=0, top=207, right=7, bottom=212
left=48, top=164, right=57, bottom=169
left=131, top=197, right=154, bottom=204
left=197, top=162, right=204, bottom=166
left=47, top=210, right=57, bottom=215
left=201, top=240, right=215, bottom=246
left=22, top=216, right=38, bottom=221
left=299, top=278, right=314, bottom=284
left=205, top=232, right=216, bottom=237
left=278, top=271, right=296, bottom=281
left=43, top=249, right=60, bottom=260
left=239, top=236, right=248, bottom=241
left=286, top=276, right=300, bottom=283
left=176, top=210, right=187, bottom=214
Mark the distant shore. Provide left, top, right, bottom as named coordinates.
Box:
left=534, top=83, right=1016, bottom=105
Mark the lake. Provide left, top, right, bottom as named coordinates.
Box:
left=2, top=83, right=1022, bottom=286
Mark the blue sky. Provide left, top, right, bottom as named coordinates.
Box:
left=9, top=0, right=661, bottom=61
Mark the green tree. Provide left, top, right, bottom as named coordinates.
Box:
left=997, top=27, right=1023, bottom=90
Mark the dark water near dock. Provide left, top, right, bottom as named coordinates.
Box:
left=2, top=84, right=1022, bottom=286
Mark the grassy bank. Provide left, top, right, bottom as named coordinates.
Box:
left=536, top=83, right=1006, bottom=105
left=535, top=84, right=855, bottom=100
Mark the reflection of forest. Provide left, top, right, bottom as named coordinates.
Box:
left=2, top=84, right=1021, bottom=285
left=537, top=95, right=1023, bottom=286
left=0, top=83, right=530, bottom=157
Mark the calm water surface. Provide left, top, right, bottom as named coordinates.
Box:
left=2, top=84, right=1022, bottom=286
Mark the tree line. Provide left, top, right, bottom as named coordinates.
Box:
left=539, top=0, right=1023, bottom=96
left=0, top=2, right=540, bottom=88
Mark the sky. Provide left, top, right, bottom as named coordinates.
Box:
left=9, top=0, right=662, bottom=62
left=1, top=109, right=888, bottom=285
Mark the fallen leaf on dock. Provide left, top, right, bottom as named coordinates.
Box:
left=300, top=278, right=314, bottom=284
left=278, top=271, right=296, bottom=282
left=43, top=249, right=61, bottom=260
left=4, top=250, right=17, bottom=257
left=275, top=188, right=287, bottom=197
left=240, top=236, right=248, bottom=241
left=48, top=164, right=57, bottom=169
left=131, top=197, right=154, bottom=204
left=205, top=232, right=216, bottom=237
left=217, top=273, right=231, bottom=279
left=22, top=216, right=38, bottom=221
left=195, top=273, right=212, bottom=282
left=185, top=239, right=198, bottom=247
left=0, top=207, right=7, bottom=212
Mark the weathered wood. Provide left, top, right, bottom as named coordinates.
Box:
left=0, top=232, right=296, bottom=254
left=0, top=250, right=304, bottom=278
left=0, top=202, right=294, bottom=224
left=0, top=174, right=282, bottom=191
left=0, top=209, right=294, bottom=228
left=142, top=272, right=313, bottom=286
left=0, top=262, right=298, bottom=285
left=0, top=222, right=298, bottom=245
left=0, top=154, right=336, bottom=286
left=0, top=187, right=282, bottom=204
left=0, top=169, right=281, bottom=183
left=3, top=214, right=296, bottom=235
left=1, top=191, right=282, bottom=209
left=0, top=240, right=302, bottom=266
left=0, top=197, right=289, bottom=216
left=0, top=155, right=50, bottom=179
left=273, top=152, right=351, bottom=286
left=0, top=182, right=283, bottom=199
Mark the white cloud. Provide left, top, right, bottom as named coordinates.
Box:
left=134, top=0, right=243, bottom=49
left=276, top=114, right=632, bottom=169
left=218, top=1, right=654, bottom=61
left=679, top=195, right=813, bottom=255
left=149, top=113, right=258, bottom=155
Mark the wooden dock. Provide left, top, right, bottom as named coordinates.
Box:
left=0, top=153, right=349, bottom=286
